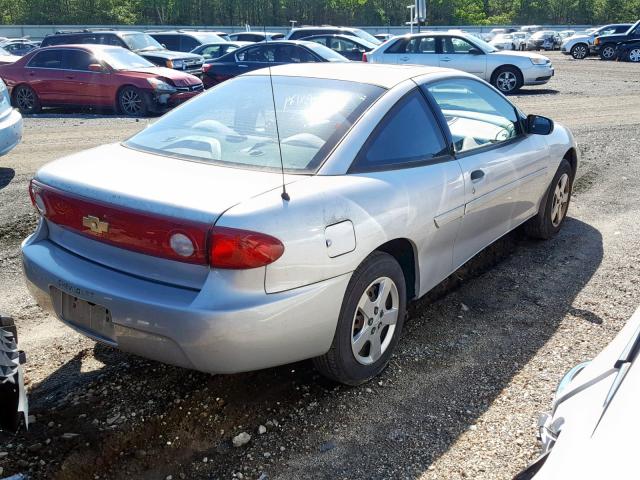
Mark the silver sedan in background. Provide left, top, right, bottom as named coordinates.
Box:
left=0, top=78, right=22, bottom=157
left=22, top=64, right=576, bottom=385
left=364, top=31, right=554, bottom=94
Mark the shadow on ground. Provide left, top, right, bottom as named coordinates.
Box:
left=2, top=217, right=602, bottom=480
left=0, top=167, right=15, bottom=190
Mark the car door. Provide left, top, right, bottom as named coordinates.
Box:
left=57, top=49, right=108, bottom=105
left=23, top=49, right=68, bottom=103
left=348, top=88, right=465, bottom=294
left=424, top=78, right=549, bottom=269
left=397, top=36, right=439, bottom=66
left=439, top=36, right=487, bottom=77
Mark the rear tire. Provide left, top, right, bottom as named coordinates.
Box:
left=12, top=85, right=40, bottom=114
left=492, top=66, right=523, bottom=94
left=313, top=251, right=406, bottom=385
left=570, top=43, right=588, bottom=59
left=118, top=86, right=149, bottom=117
left=628, top=47, right=640, bottom=62
left=524, top=159, right=574, bottom=240
left=599, top=44, right=616, bottom=60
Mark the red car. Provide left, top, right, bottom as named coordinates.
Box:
left=0, top=44, right=204, bottom=116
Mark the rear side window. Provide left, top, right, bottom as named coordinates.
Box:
left=385, top=37, right=436, bottom=54
left=28, top=49, right=64, bottom=68
left=353, top=89, right=448, bottom=171
left=180, top=36, right=200, bottom=51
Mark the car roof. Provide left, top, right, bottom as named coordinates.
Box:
left=245, top=62, right=448, bottom=89
left=35, top=44, right=123, bottom=53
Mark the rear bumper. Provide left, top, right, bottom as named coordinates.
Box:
left=22, top=230, right=348, bottom=374
left=0, top=108, right=23, bottom=156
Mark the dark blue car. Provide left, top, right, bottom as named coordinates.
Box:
left=201, top=40, right=348, bottom=88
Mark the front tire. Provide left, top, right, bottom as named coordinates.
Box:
left=570, top=43, right=588, bottom=59
left=313, top=251, right=406, bottom=385
left=118, top=86, right=149, bottom=117
left=599, top=44, right=616, bottom=60
left=524, top=159, right=574, bottom=240
left=12, top=85, right=41, bottom=114
left=492, top=66, right=523, bottom=94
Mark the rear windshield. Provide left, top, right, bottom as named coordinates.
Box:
left=125, top=75, right=383, bottom=173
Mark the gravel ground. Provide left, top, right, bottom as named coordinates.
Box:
left=1, top=52, right=639, bottom=480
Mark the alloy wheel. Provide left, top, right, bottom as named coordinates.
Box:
left=496, top=71, right=517, bottom=92
left=629, top=48, right=640, bottom=63
left=602, top=46, right=615, bottom=60
left=351, top=276, right=399, bottom=366
left=572, top=45, right=587, bottom=59
left=551, top=173, right=570, bottom=227
left=120, top=89, right=143, bottom=116
left=16, top=88, right=35, bottom=111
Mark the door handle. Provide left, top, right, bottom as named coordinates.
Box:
left=399, top=56, right=409, bottom=61
left=65, top=75, right=75, bottom=79
left=470, top=169, right=485, bottom=182
left=440, top=57, right=452, bottom=62
left=237, top=64, right=248, bottom=68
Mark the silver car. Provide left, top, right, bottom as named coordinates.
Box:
left=561, top=23, right=634, bottom=59
left=0, top=78, right=22, bottom=156
left=22, top=64, right=577, bottom=385
left=364, top=32, right=554, bottom=94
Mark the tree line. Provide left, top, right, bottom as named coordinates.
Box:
left=0, top=0, right=638, bottom=27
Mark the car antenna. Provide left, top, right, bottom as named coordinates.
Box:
left=264, top=25, right=290, bottom=201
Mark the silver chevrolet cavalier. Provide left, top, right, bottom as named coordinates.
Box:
left=22, top=63, right=577, bottom=385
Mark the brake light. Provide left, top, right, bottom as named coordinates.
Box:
left=29, top=179, right=209, bottom=265
left=594, top=37, right=600, bottom=46
left=209, top=227, right=284, bottom=269
left=362, top=52, right=368, bottom=62
left=202, top=63, right=212, bottom=73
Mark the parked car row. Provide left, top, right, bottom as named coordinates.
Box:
left=560, top=20, right=640, bottom=61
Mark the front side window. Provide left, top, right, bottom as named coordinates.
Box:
left=59, top=50, right=94, bottom=71
left=443, top=37, right=477, bottom=54
left=425, top=78, right=521, bottom=154
left=125, top=76, right=383, bottom=173
left=353, top=89, right=448, bottom=171
left=180, top=36, right=200, bottom=51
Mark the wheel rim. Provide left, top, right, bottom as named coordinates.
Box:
left=16, top=88, right=35, bottom=110
left=351, top=276, right=399, bottom=366
left=496, top=71, right=517, bottom=92
left=551, top=173, right=570, bottom=227
left=602, top=46, right=615, bottom=59
left=573, top=45, right=587, bottom=59
left=121, top=89, right=142, bottom=115
left=629, top=49, right=640, bottom=62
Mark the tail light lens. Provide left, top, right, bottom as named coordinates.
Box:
left=362, top=52, right=368, bottom=62
left=209, top=227, right=284, bottom=269
left=28, top=180, right=284, bottom=269
left=202, top=64, right=212, bottom=73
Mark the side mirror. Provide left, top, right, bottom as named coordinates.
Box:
left=469, top=48, right=483, bottom=55
left=88, top=63, right=105, bottom=73
left=526, top=114, right=554, bottom=135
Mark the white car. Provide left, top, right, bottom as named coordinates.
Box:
left=0, top=46, right=20, bottom=66
left=0, top=79, right=22, bottom=156
left=364, top=32, right=554, bottom=94
left=489, top=33, right=518, bottom=50
left=516, top=307, right=640, bottom=479
left=512, top=32, right=530, bottom=50
left=561, top=23, right=634, bottom=59
left=22, top=63, right=577, bottom=385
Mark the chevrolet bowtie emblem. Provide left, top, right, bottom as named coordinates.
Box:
left=82, top=215, right=109, bottom=234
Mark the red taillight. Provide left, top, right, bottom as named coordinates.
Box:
left=362, top=52, right=368, bottom=62
left=29, top=179, right=210, bottom=265
left=209, top=227, right=284, bottom=269
left=202, top=64, right=212, bottom=73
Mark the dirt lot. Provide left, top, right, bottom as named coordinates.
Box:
left=1, top=52, right=639, bottom=480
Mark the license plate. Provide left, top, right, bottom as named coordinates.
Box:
left=50, top=287, right=115, bottom=342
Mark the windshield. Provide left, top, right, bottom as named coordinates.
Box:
left=121, top=33, right=164, bottom=51
left=98, top=47, right=155, bottom=70
left=467, top=35, right=497, bottom=53
left=125, top=75, right=383, bottom=173
left=304, top=42, right=351, bottom=62
left=531, top=31, right=554, bottom=39
left=191, top=32, right=226, bottom=44
left=353, top=28, right=381, bottom=45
